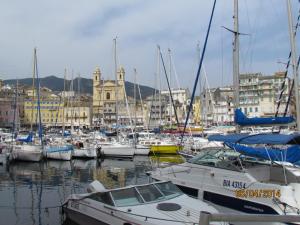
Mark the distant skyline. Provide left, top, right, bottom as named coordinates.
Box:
left=0, top=0, right=299, bottom=91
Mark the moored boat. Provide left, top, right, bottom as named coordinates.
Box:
left=63, top=180, right=224, bottom=225
left=11, top=144, right=43, bottom=162
left=45, top=144, right=73, bottom=161
left=150, top=143, right=182, bottom=154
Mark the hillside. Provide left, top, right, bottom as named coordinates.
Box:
left=4, top=75, right=156, bottom=100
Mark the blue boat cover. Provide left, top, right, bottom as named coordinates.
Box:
left=208, top=133, right=300, bottom=145
left=17, top=132, right=33, bottom=143
left=63, top=130, right=71, bottom=137
left=226, top=142, right=300, bottom=163
left=235, top=109, right=294, bottom=126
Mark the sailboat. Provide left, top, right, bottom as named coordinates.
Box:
left=70, top=73, right=100, bottom=159
left=11, top=48, right=43, bottom=162
left=45, top=69, right=73, bottom=161
left=100, top=38, right=134, bottom=158
left=132, top=69, right=150, bottom=155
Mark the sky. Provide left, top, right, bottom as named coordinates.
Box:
left=0, top=0, right=299, bottom=91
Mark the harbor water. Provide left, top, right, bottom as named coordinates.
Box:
left=0, top=154, right=185, bottom=225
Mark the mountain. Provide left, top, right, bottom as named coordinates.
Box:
left=4, top=75, right=156, bottom=99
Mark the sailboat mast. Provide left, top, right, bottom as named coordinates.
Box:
left=78, top=73, right=81, bottom=129
left=233, top=0, right=240, bottom=132
left=286, top=0, right=300, bottom=131
left=113, top=37, right=119, bottom=138
left=70, top=70, right=74, bottom=133
left=34, top=48, right=43, bottom=145
left=157, top=48, right=162, bottom=125
left=31, top=50, right=36, bottom=132
left=168, top=48, right=172, bottom=128
left=12, top=80, right=18, bottom=139
left=62, top=68, right=66, bottom=135
left=197, top=42, right=202, bottom=127
left=134, top=68, right=137, bottom=131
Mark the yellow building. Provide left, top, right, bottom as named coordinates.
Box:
left=92, top=66, right=126, bottom=125
left=24, top=88, right=92, bottom=128
left=24, top=94, right=64, bottom=127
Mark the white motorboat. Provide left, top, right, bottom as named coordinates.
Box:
left=10, top=144, right=43, bottom=162
left=63, top=180, right=225, bottom=225
left=150, top=147, right=300, bottom=219
left=101, top=143, right=134, bottom=158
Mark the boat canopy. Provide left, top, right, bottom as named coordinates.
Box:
left=17, top=132, right=33, bottom=143
left=208, top=133, right=300, bottom=145
left=226, top=142, right=300, bottom=163
left=235, top=108, right=294, bottom=126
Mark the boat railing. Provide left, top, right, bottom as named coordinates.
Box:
left=199, top=211, right=300, bottom=225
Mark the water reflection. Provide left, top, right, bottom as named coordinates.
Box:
left=0, top=154, right=185, bottom=225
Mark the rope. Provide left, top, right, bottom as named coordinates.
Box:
left=180, top=0, right=217, bottom=144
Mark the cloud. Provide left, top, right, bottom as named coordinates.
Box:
left=0, top=0, right=298, bottom=91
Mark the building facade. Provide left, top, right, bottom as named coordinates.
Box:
left=92, top=67, right=126, bottom=126
left=0, top=85, right=24, bottom=128
left=23, top=88, right=92, bottom=128
left=161, top=88, right=190, bottom=124
left=201, top=72, right=292, bottom=125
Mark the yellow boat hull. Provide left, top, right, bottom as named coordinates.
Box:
left=150, top=145, right=183, bottom=154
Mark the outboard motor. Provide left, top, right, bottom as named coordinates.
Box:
left=87, top=180, right=107, bottom=193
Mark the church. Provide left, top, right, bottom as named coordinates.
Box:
left=92, top=66, right=126, bottom=125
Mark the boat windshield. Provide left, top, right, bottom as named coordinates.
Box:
left=111, top=188, right=144, bottom=207
left=110, top=182, right=183, bottom=207
left=188, top=148, right=242, bottom=171
left=136, top=184, right=164, bottom=202
left=155, top=181, right=182, bottom=198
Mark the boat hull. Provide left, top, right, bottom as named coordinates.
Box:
left=63, top=207, right=109, bottom=225
left=45, top=150, right=72, bottom=161
left=73, top=148, right=99, bottom=159
left=101, top=145, right=134, bottom=158
left=11, top=145, right=43, bottom=162
left=150, top=145, right=182, bottom=154
left=134, top=147, right=150, bottom=155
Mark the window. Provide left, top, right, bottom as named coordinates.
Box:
left=155, top=182, right=182, bottom=198
left=89, top=192, right=114, bottom=206
left=111, top=188, right=143, bottom=207
left=106, top=92, right=110, bottom=100
left=255, top=107, right=258, bottom=112
left=136, top=185, right=163, bottom=202
left=249, top=107, right=252, bottom=113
